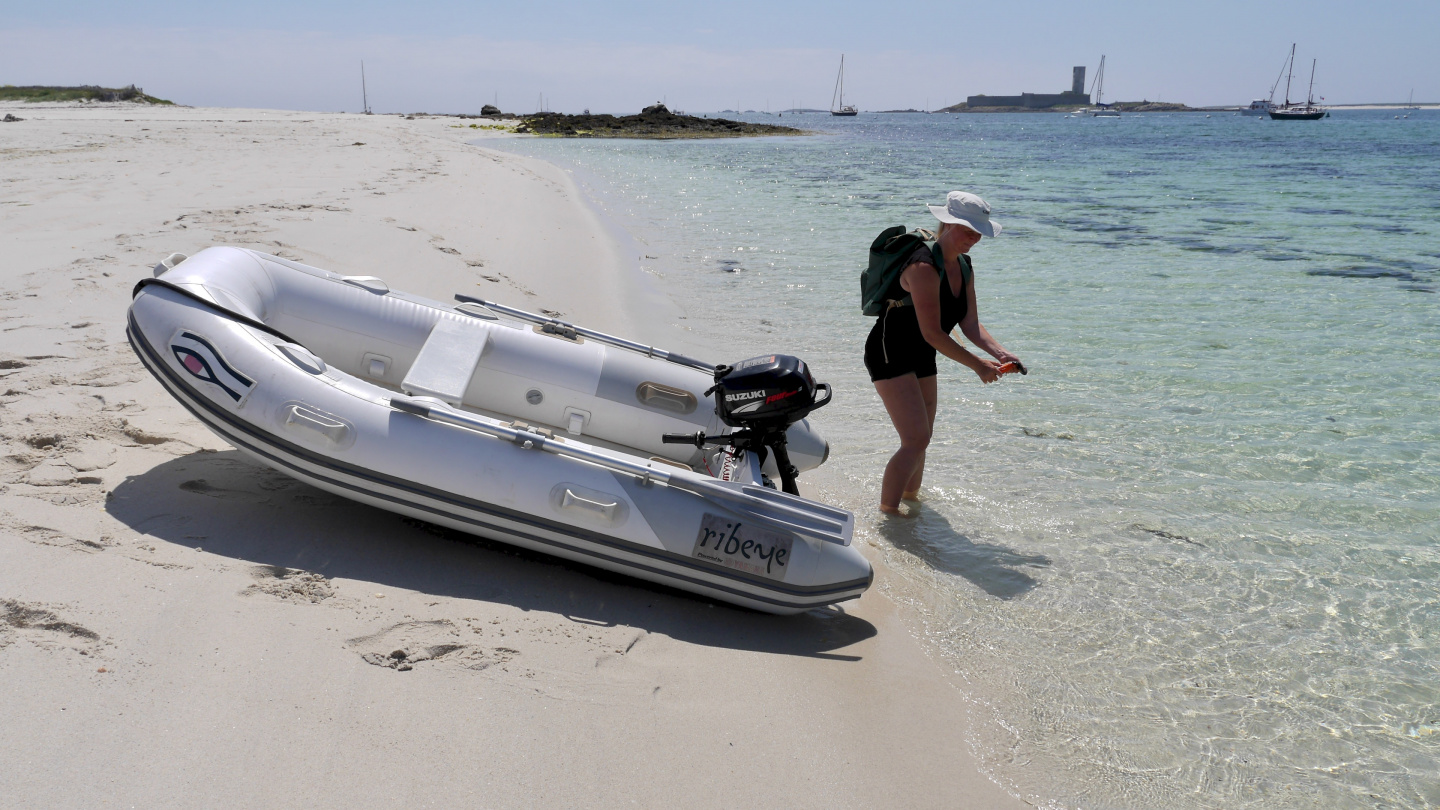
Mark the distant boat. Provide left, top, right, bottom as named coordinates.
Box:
left=830, top=55, right=858, bottom=116
left=1242, top=50, right=1292, bottom=115
left=1084, top=55, right=1120, bottom=117
left=1269, top=44, right=1328, bottom=120
left=1240, top=99, right=1277, bottom=116
left=1403, top=90, right=1419, bottom=111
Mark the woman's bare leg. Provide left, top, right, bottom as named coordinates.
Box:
left=874, top=373, right=932, bottom=513
left=902, top=375, right=940, bottom=500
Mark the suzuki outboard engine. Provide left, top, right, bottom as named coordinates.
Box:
left=664, top=355, right=832, bottom=495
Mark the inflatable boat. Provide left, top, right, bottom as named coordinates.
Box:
left=126, top=247, right=871, bottom=613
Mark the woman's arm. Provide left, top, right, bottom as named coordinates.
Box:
left=900, top=262, right=1000, bottom=383
left=957, top=272, right=1020, bottom=365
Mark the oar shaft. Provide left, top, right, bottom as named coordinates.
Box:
left=454, top=295, right=715, bottom=372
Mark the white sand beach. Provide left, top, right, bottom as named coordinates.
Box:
left=0, top=103, right=1022, bottom=808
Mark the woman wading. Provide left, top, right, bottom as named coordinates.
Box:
left=863, top=191, right=1023, bottom=516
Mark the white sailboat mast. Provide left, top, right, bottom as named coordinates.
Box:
left=1088, top=55, right=1107, bottom=106
left=1283, top=44, right=1295, bottom=107
left=361, top=61, right=370, bottom=114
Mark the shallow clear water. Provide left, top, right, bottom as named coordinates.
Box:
left=481, top=110, right=1440, bottom=809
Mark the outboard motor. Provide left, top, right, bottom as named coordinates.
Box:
left=663, top=355, right=832, bottom=495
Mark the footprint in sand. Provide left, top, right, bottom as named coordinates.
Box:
left=20, top=433, right=64, bottom=450
left=242, top=565, right=334, bottom=603
left=11, top=524, right=108, bottom=553
left=121, top=427, right=171, bottom=446
left=176, top=478, right=273, bottom=505
left=346, top=619, right=517, bottom=672
left=23, top=461, right=80, bottom=487
left=0, top=598, right=104, bottom=657
left=64, top=441, right=116, bottom=473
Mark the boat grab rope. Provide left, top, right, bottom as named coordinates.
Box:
left=132, top=277, right=305, bottom=347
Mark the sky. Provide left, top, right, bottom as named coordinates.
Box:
left=4, top=1, right=1437, bottom=113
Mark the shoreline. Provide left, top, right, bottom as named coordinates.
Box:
left=0, top=102, right=1025, bottom=807
left=471, top=132, right=1053, bottom=801
left=441, top=106, right=1440, bottom=807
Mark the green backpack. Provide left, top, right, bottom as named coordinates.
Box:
left=861, top=226, right=974, bottom=316
left=861, top=225, right=935, bottom=316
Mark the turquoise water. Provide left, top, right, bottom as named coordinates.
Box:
left=481, top=110, right=1440, bottom=809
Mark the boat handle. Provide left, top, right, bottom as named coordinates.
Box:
left=285, top=404, right=350, bottom=443
left=636, top=381, right=698, bottom=415
left=342, top=276, right=390, bottom=294
left=561, top=488, right=618, bottom=520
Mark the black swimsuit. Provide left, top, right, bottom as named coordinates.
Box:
left=863, top=246, right=971, bottom=382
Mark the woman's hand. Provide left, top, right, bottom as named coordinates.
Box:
left=974, top=359, right=1002, bottom=384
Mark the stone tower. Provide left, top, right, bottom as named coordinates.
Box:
left=1072, top=66, right=1086, bottom=95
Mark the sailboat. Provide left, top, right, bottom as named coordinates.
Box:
left=830, top=55, right=858, bottom=116
left=1085, top=56, right=1120, bottom=117
left=1269, top=44, right=1328, bottom=120
left=1403, top=90, right=1419, bottom=111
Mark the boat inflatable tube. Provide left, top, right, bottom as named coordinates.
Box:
left=127, top=247, right=871, bottom=613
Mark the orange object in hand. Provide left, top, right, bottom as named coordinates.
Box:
left=996, top=361, right=1026, bottom=376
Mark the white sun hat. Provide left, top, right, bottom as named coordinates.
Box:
left=928, top=190, right=1002, bottom=237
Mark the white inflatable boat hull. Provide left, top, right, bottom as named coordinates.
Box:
left=126, top=247, right=870, bottom=614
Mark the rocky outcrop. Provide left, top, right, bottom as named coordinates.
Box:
left=515, top=104, right=804, bottom=139
left=1108, top=101, right=1196, bottom=112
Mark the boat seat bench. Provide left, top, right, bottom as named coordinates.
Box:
left=396, top=316, right=693, bottom=466
left=400, top=316, right=489, bottom=406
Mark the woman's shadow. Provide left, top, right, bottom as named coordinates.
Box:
left=876, top=505, right=1049, bottom=599
left=104, top=450, right=876, bottom=659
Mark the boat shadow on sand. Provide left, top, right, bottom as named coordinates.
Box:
left=876, top=507, right=1050, bottom=600
left=105, top=450, right=876, bottom=660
